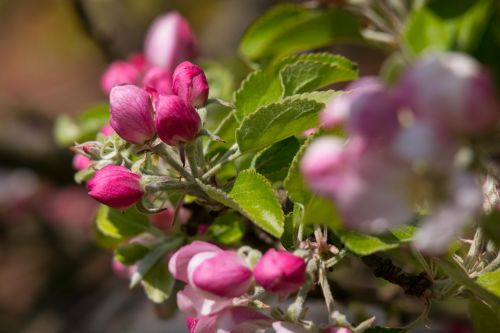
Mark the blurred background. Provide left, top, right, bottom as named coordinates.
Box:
left=0, top=0, right=392, bottom=332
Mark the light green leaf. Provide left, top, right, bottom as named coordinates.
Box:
left=130, top=238, right=182, bottom=287
left=141, top=260, right=175, bottom=304
left=403, top=7, right=452, bottom=55
left=201, top=60, right=234, bottom=100
left=239, top=4, right=361, bottom=63
left=197, top=170, right=284, bottom=237
left=469, top=299, right=500, bottom=333
left=477, top=270, right=500, bottom=297
left=252, top=137, right=300, bottom=182
left=74, top=168, right=95, bottom=184
left=208, top=212, right=246, bottom=245
left=303, top=195, right=342, bottom=230
left=390, top=225, right=417, bottom=242
left=237, top=99, right=323, bottom=152
left=233, top=69, right=283, bottom=122
left=95, top=205, right=151, bottom=239
left=54, top=115, right=80, bottom=147
left=115, top=243, right=149, bottom=265
left=280, top=55, right=358, bottom=96
left=336, top=230, right=400, bottom=256
left=284, top=131, right=320, bottom=205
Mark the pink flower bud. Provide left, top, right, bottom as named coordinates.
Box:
left=87, top=165, right=144, bottom=209
left=254, top=249, right=306, bottom=293
left=99, top=123, right=114, bottom=136
left=399, top=52, right=499, bottom=134
left=155, top=95, right=201, bottom=146
left=109, top=85, right=156, bottom=145
left=190, top=251, right=252, bottom=298
left=101, top=61, right=140, bottom=95
left=72, top=154, right=92, bottom=171
left=188, top=307, right=270, bottom=333
left=169, top=241, right=221, bottom=283
left=111, top=258, right=136, bottom=279
left=142, top=67, right=173, bottom=95
left=172, top=61, right=209, bottom=108
left=144, top=12, right=196, bottom=71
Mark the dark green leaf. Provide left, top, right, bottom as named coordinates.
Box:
left=239, top=4, right=361, bottom=64
left=469, top=299, right=500, bottom=333
left=281, top=213, right=295, bottom=251
left=95, top=205, right=151, bottom=239
left=252, top=137, right=300, bottom=182
left=236, top=99, right=323, bottom=152
left=115, top=243, right=149, bottom=265
left=482, top=211, right=500, bottom=246
left=141, top=260, right=175, bottom=303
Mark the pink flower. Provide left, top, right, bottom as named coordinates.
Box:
left=254, top=249, right=306, bottom=294
left=111, top=258, right=136, bottom=279
left=190, top=251, right=253, bottom=298
left=149, top=205, right=191, bottom=232
left=188, top=307, right=270, bottom=333
left=155, top=95, right=201, bottom=146
left=177, top=284, right=232, bottom=317
left=100, top=54, right=146, bottom=95
left=72, top=154, right=92, bottom=171
left=272, top=321, right=308, bottom=333
left=109, top=85, right=156, bottom=145
left=99, top=124, right=114, bottom=136
left=398, top=52, right=499, bottom=134
left=169, top=241, right=252, bottom=298
left=142, top=67, right=173, bottom=95
left=87, top=165, right=144, bottom=209
left=144, top=12, right=197, bottom=72
left=325, top=327, right=353, bottom=333
left=172, top=61, right=209, bottom=108
left=168, top=241, right=221, bottom=283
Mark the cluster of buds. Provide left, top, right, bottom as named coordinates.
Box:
left=168, top=241, right=310, bottom=333
left=302, top=52, right=499, bottom=254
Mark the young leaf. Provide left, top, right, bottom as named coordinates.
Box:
left=336, top=230, right=401, bottom=256
left=469, top=299, right=500, bottom=333
left=115, top=243, right=149, bottom=265
left=284, top=131, right=319, bottom=205
left=197, top=170, right=284, bottom=238
left=236, top=99, right=323, bottom=152
left=239, top=4, right=361, bottom=64
left=252, top=136, right=300, bottom=182
left=208, top=212, right=246, bottom=245
left=233, top=69, right=283, bottom=122
left=141, top=260, right=175, bottom=304
left=95, top=205, right=151, bottom=239
left=130, top=238, right=182, bottom=288
left=279, top=55, right=358, bottom=96
left=477, top=270, right=500, bottom=297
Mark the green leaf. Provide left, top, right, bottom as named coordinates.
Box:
left=115, top=243, right=149, bottom=265
left=281, top=213, right=295, bottom=251
left=477, top=270, right=500, bottom=297
left=469, top=299, right=500, bottom=333
left=403, top=7, right=452, bottom=55
left=336, top=230, right=401, bottom=256
left=279, top=54, right=358, bottom=96
left=197, top=170, right=284, bottom=237
left=427, top=0, right=481, bottom=19
left=201, top=60, right=234, bottom=100
left=303, top=195, right=342, bottom=230
left=208, top=212, right=246, bottom=245
left=74, top=168, right=95, bottom=184
left=92, top=220, right=122, bottom=249
left=233, top=69, right=283, bottom=122
left=95, top=205, right=151, bottom=239
left=482, top=211, right=500, bottom=246
left=54, top=115, right=81, bottom=147
left=130, top=238, right=182, bottom=287
left=252, top=137, right=300, bottom=182
left=284, top=131, right=319, bottom=205
left=239, top=4, right=361, bottom=64
left=390, top=225, right=416, bottom=242
left=237, top=99, right=323, bottom=152
left=141, top=260, right=175, bottom=303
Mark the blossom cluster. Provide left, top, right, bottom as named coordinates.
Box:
left=302, top=52, right=499, bottom=254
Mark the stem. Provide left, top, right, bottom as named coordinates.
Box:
left=185, top=142, right=200, bottom=178
left=153, top=144, right=194, bottom=181
left=202, top=144, right=241, bottom=180
left=172, top=193, right=186, bottom=227
left=465, top=227, right=484, bottom=269
left=287, top=258, right=318, bottom=322
left=474, top=252, right=500, bottom=277
left=319, top=263, right=335, bottom=323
